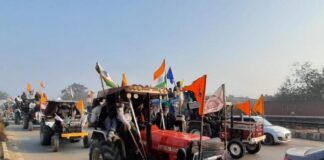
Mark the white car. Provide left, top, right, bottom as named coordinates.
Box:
left=233, top=116, right=292, bottom=145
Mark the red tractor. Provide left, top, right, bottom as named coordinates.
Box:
left=89, top=85, right=227, bottom=160
left=186, top=101, right=265, bottom=159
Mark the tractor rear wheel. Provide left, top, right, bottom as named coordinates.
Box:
left=246, top=142, right=261, bottom=154
left=227, top=139, right=246, bottom=159
left=89, top=140, right=122, bottom=160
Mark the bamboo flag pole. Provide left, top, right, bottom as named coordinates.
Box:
left=223, top=84, right=227, bottom=155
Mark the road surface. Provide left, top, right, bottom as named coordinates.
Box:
left=3, top=124, right=324, bottom=160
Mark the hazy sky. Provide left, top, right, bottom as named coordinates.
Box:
left=1, top=1, right=324, bottom=99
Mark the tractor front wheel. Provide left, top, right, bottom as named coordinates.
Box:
left=83, top=136, right=90, bottom=148
left=52, top=136, right=60, bottom=152
left=246, top=142, right=261, bottom=154
left=227, top=139, right=246, bottom=159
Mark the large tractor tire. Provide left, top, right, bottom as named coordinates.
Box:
left=89, top=140, right=122, bottom=160
left=263, top=133, right=275, bottom=145
left=227, top=139, right=246, bottom=159
left=28, top=121, right=33, bottom=131
left=40, top=125, right=52, bottom=146
left=246, top=142, right=261, bottom=154
left=52, top=136, right=60, bottom=152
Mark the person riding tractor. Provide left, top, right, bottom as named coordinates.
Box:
left=89, top=85, right=227, bottom=160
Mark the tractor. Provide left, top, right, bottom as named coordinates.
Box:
left=89, top=85, right=227, bottom=160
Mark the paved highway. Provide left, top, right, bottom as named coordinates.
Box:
left=3, top=124, right=324, bottom=160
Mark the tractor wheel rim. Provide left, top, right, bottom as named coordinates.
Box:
left=230, top=144, right=241, bottom=156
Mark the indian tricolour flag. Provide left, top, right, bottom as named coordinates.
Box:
left=95, top=62, right=117, bottom=88
left=153, top=59, right=167, bottom=88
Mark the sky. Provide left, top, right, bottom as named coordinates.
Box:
left=1, top=1, right=324, bottom=99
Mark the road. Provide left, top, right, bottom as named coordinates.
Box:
left=3, top=124, right=324, bottom=160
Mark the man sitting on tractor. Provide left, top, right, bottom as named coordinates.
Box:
left=154, top=101, right=177, bottom=130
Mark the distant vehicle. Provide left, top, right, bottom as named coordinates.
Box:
left=233, top=116, right=292, bottom=145
left=285, top=146, right=324, bottom=160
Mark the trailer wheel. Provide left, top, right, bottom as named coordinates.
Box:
left=52, top=136, right=60, bottom=152
left=227, top=139, right=246, bottom=159
left=246, top=142, right=261, bottom=154
left=90, top=141, right=122, bottom=160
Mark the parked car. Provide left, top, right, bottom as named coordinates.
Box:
left=285, top=146, right=324, bottom=160
left=233, top=115, right=292, bottom=145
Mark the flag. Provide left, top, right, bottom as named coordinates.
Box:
left=40, top=81, right=45, bottom=88
left=95, top=62, right=117, bottom=88
left=205, top=84, right=225, bottom=114
left=121, top=73, right=128, bottom=87
left=76, top=100, right=84, bottom=116
left=27, top=83, right=32, bottom=93
left=253, top=95, right=264, bottom=116
left=182, top=75, right=207, bottom=116
left=166, top=67, right=174, bottom=84
left=40, top=93, right=48, bottom=105
left=153, top=59, right=167, bottom=88
left=235, top=100, right=251, bottom=116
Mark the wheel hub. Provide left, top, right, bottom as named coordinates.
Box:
left=230, top=144, right=241, bottom=155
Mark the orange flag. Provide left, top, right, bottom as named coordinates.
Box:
left=40, top=93, right=48, bottom=105
left=253, top=95, right=264, bottom=116
left=182, top=75, right=207, bottom=116
left=235, top=100, right=251, bottom=116
left=27, top=83, right=32, bottom=93
left=153, top=59, right=165, bottom=80
left=76, top=100, right=84, bottom=116
left=121, top=73, right=128, bottom=87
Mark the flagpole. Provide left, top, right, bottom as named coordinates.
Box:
left=198, top=115, right=204, bottom=160
left=99, top=75, right=106, bottom=95
left=223, top=84, right=227, bottom=156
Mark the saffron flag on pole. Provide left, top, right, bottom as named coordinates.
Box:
left=235, top=100, right=251, bottom=116
left=166, top=67, right=174, bottom=84
left=182, top=75, right=207, bottom=116
left=153, top=59, right=167, bottom=88
left=121, top=73, right=128, bottom=87
left=205, top=84, right=225, bottom=114
left=95, top=62, right=117, bottom=88
left=253, top=95, right=264, bottom=116
left=27, top=83, right=32, bottom=93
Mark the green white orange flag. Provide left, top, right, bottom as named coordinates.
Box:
left=153, top=59, right=167, bottom=88
left=182, top=75, right=207, bottom=116
left=235, top=100, right=251, bottom=116
left=95, top=62, right=117, bottom=88
left=253, top=95, right=264, bottom=116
